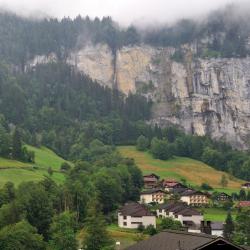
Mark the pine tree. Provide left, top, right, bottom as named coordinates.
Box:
left=83, top=199, right=114, bottom=250
left=223, top=212, right=234, bottom=241
left=12, top=128, right=22, bottom=160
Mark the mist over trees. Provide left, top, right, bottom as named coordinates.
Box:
left=1, top=4, right=250, bottom=71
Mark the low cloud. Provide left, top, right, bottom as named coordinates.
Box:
left=0, top=0, right=247, bottom=26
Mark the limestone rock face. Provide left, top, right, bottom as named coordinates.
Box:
left=32, top=44, right=250, bottom=149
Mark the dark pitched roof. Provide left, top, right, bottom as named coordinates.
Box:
left=141, top=188, right=165, bottom=195
left=158, top=202, right=202, bottom=216
left=143, top=173, right=160, bottom=179
left=211, top=222, right=224, bottom=230
left=126, top=230, right=216, bottom=250
left=216, top=192, right=232, bottom=198
left=158, top=201, right=184, bottom=210
left=126, top=230, right=245, bottom=250
left=119, top=202, right=153, bottom=217
left=176, top=207, right=202, bottom=216
left=181, top=190, right=207, bottom=197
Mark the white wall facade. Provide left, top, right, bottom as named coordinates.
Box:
left=118, top=213, right=156, bottom=229
left=156, top=209, right=203, bottom=225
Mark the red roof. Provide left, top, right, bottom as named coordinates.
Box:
left=237, top=201, right=250, bottom=207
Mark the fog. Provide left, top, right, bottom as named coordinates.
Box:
left=0, top=0, right=247, bottom=26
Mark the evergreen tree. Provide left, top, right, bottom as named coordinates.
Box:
left=49, top=212, right=77, bottom=250
left=12, top=128, right=22, bottom=160
left=223, top=212, right=234, bottom=241
left=83, top=199, right=114, bottom=250
left=136, top=135, right=149, bottom=151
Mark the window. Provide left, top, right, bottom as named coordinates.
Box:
left=123, top=222, right=127, bottom=226
left=123, top=216, right=127, bottom=220
left=132, top=222, right=142, bottom=224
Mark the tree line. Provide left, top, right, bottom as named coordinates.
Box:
left=0, top=5, right=250, bottom=72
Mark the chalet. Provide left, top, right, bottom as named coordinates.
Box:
left=236, top=201, right=250, bottom=208
left=241, top=182, right=250, bottom=189
left=162, top=179, right=187, bottom=192
left=140, top=188, right=166, bottom=204
left=143, top=173, right=160, bottom=189
left=126, top=229, right=247, bottom=250
left=215, top=192, right=232, bottom=202
left=180, top=190, right=209, bottom=206
left=118, top=202, right=156, bottom=229
left=156, top=202, right=203, bottom=227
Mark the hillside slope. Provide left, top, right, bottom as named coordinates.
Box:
left=0, top=146, right=68, bottom=187
left=118, top=146, right=243, bottom=193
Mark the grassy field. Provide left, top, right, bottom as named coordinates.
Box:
left=0, top=146, right=68, bottom=187
left=118, top=146, right=243, bottom=193
left=0, top=157, right=31, bottom=169
left=107, top=224, right=143, bottom=249
left=26, top=145, right=71, bottom=170
left=200, top=208, right=237, bottom=222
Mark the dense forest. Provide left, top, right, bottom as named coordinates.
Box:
left=0, top=3, right=250, bottom=71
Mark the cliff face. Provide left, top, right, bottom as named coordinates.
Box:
left=35, top=44, right=250, bottom=149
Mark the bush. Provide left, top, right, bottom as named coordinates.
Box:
left=144, top=225, right=157, bottom=235
left=200, top=183, right=213, bottom=191
left=60, top=162, right=71, bottom=172
left=136, top=135, right=149, bottom=151
left=150, top=138, right=174, bottom=160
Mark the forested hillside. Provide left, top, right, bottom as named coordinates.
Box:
left=1, top=4, right=250, bottom=71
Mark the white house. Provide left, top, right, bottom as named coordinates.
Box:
left=156, top=202, right=203, bottom=227
left=140, top=188, right=166, bottom=204
left=180, top=190, right=209, bottom=206
left=118, top=202, right=156, bottom=229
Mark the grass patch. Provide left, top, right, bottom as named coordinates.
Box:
left=107, top=224, right=141, bottom=249
left=118, top=146, right=243, bottom=193
left=199, top=208, right=237, bottom=222
left=26, top=145, right=71, bottom=170
left=0, top=157, right=32, bottom=169
left=0, top=168, right=65, bottom=187
left=0, top=145, right=69, bottom=187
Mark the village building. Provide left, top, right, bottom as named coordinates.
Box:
left=118, top=202, right=156, bottom=229
left=187, top=220, right=224, bottom=237
left=126, top=229, right=247, bottom=250
left=143, top=173, right=160, bottom=189
left=162, top=179, right=187, bottom=192
left=236, top=201, right=250, bottom=208
left=180, top=190, right=209, bottom=206
left=140, top=188, right=166, bottom=204
left=156, top=202, right=203, bottom=228
left=215, top=192, right=232, bottom=202
left=241, top=182, right=250, bottom=189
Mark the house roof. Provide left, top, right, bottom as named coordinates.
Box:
left=181, top=190, right=206, bottom=197
left=163, top=180, right=186, bottom=188
left=211, top=222, right=224, bottom=230
left=143, top=173, right=160, bottom=179
left=126, top=230, right=245, bottom=250
left=119, top=202, right=154, bottom=217
left=158, top=202, right=202, bottom=216
left=216, top=192, right=232, bottom=198
left=237, top=201, right=250, bottom=207
left=141, top=188, right=165, bottom=195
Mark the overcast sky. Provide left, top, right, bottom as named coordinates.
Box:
left=0, top=0, right=246, bottom=26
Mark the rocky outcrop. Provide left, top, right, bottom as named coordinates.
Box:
left=31, top=43, right=250, bottom=149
